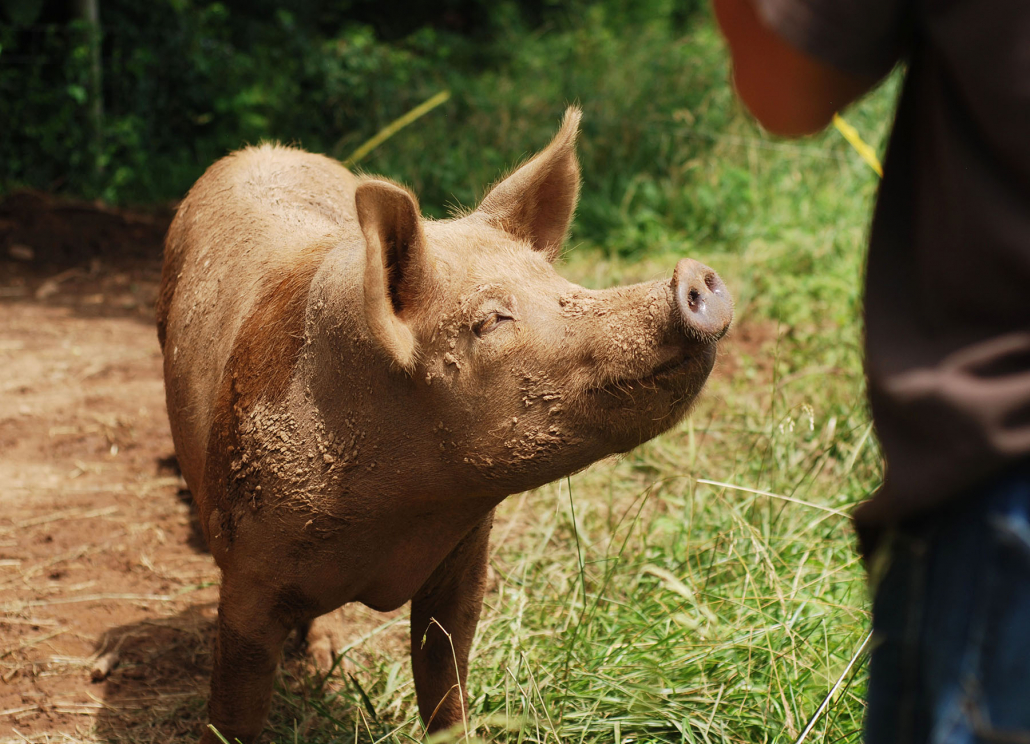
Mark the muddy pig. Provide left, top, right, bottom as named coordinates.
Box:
left=156, top=107, right=732, bottom=742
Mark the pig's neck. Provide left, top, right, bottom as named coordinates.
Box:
left=253, top=262, right=503, bottom=609
left=257, top=378, right=501, bottom=612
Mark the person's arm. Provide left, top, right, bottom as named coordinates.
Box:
left=713, top=0, right=879, bottom=137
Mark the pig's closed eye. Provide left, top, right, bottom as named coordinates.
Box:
left=473, top=312, right=514, bottom=337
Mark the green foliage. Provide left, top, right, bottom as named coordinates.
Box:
left=1, top=0, right=45, bottom=26
left=2, top=0, right=444, bottom=200
left=0, top=0, right=894, bottom=264
left=1, top=20, right=94, bottom=190
left=1, top=0, right=717, bottom=215
left=368, top=12, right=745, bottom=255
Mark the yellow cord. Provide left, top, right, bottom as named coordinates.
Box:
left=832, top=113, right=883, bottom=177
left=340, top=90, right=452, bottom=168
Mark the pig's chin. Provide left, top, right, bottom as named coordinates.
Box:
left=640, top=343, right=717, bottom=386
left=582, top=342, right=717, bottom=450
left=591, top=342, right=717, bottom=395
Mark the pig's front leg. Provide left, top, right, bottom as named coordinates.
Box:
left=410, top=511, right=494, bottom=735
left=201, top=574, right=294, bottom=744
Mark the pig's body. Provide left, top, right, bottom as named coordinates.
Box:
left=158, top=109, right=732, bottom=743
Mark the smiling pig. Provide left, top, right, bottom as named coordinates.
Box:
left=157, top=107, right=732, bottom=742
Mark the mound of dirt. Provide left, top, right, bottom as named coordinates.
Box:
left=0, top=191, right=173, bottom=267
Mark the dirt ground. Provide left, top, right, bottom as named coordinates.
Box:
left=0, top=193, right=409, bottom=743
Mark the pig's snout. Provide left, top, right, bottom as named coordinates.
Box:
left=673, top=258, right=732, bottom=340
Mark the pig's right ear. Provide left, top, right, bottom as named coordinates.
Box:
left=474, top=107, right=581, bottom=262
left=355, top=179, right=425, bottom=374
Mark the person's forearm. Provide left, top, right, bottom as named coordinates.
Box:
left=714, top=0, right=875, bottom=137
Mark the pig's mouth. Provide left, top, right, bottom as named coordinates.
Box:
left=591, top=342, right=717, bottom=395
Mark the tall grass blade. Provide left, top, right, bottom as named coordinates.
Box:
left=697, top=478, right=852, bottom=518
left=842, top=422, right=874, bottom=476
left=793, top=630, right=872, bottom=744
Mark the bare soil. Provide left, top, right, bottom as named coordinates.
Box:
left=0, top=193, right=403, bottom=743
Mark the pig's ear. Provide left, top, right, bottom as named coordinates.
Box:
left=355, top=179, right=426, bottom=373
left=475, top=107, right=581, bottom=261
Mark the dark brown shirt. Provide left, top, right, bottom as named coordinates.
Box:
left=752, top=0, right=1030, bottom=525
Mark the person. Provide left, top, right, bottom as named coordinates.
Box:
left=713, top=0, right=1030, bottom=740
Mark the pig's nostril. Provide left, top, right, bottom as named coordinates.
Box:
left=673, top=257, right=733, bottom=339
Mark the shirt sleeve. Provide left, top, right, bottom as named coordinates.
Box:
left=751, top=0, right=912, bottom=79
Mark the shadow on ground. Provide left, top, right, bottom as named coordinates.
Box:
left=89, top=604, right=377, bottom=743
left=91, top=604, right=215, bottom=742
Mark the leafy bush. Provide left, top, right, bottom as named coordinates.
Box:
left=1, top=1, right=713, bottom=220
left=1, top=19, right=95, bottom=191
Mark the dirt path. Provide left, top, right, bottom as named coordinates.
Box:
left=0, top=195, right=227, bottom=741
left=0, top=273, right=209, bottom=741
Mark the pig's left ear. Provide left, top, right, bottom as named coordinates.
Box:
left=355, top=179, right=426, bottom=374
left=474, top=107, right=581, bottom=262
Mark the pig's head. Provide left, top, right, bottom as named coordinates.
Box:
left=355, top=108, right=732, bottom=495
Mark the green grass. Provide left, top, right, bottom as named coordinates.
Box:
left=246, top=21, right=901, bottom=741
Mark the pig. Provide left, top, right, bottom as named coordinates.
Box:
left=156, top=107, right=732, bottom=743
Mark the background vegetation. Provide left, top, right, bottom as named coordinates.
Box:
left=2, top=0, right=897, bottom=740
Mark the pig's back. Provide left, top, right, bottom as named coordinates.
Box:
left=158, top=144, right=360, bottom=496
